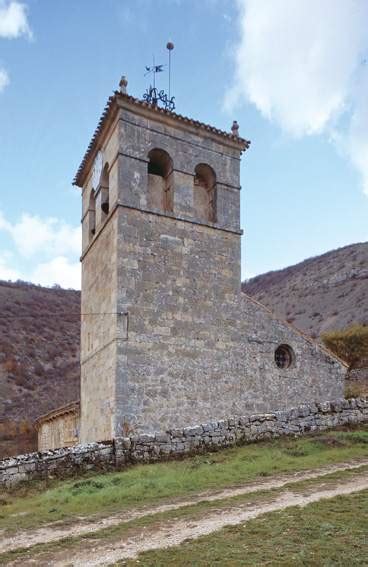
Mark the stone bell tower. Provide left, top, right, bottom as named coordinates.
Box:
left=74, top=79, right=249, bottom=443
left=74, top=77, right=344, bottom=445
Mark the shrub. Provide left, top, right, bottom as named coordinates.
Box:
left=321, top=324, right=368, bottom=369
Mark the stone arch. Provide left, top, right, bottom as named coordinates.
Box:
left=147, top=148, right=173, bottom=212
left=194, top=163, right=216, bottom=223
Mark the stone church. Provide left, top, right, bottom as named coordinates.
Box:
left=67, top=78, right=345, bottom=445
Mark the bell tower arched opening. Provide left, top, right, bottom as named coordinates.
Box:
left=194, top=163, right=216, bottom=223
left=147, top=148, right=173, bottom=212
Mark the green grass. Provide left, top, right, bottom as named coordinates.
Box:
left=2, top=466, right=367, bottom=566
left=125, top=489, right=368, bottom=566
left=0, top=426, right=367, bottom=534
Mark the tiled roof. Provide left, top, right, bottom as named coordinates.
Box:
left=73, top=91, right=250, bottom=187
left=35, top=401, right=80, bottom=428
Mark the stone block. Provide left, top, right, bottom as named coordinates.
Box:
left=155, top=432, right=170, bottom=443
left=183, top=426, right=203, bottom=437
left=297, top=405, right=310, bottom=418
left=250, top=415, right=260, bottom=422
left=238, top=416, right=250, bottom=426
left=319, top=401, right=331, bottom=413
left=274, top=410, right=289, bottom=422
left=330, top=399, right=343, bottom=412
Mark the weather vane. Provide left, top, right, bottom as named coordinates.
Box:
left=143, top=42, right=175, bottom=111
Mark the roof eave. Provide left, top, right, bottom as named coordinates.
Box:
left=34, top=401, right=81, bottom=429
left=73, top=91, right=250, bottom=188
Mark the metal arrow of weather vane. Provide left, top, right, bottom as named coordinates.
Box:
left=143, top=42, right=175, bottom=111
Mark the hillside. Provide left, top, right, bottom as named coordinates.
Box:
left=243, top=242, right=368, bottom=338
left=0, top=281, right=80, bottom=458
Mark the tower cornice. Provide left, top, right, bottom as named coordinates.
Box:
left=73, top=91, right=250, bottom=188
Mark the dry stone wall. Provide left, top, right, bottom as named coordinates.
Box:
left=1, top=397, right=367, bottom=488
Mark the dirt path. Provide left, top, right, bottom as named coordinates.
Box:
left=71, top=475, right=368, bottom=567
left=1, top=459, right=368, bottom=557
left=10, top=472, right=368, bottom=566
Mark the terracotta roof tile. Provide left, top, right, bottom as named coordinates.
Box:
left=73, top=91, right=250, bottom=187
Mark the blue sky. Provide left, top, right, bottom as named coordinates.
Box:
left=0, top=0, right=367, bottom=289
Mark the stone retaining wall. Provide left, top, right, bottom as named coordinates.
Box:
left=1, top=397, right=367, bottom=488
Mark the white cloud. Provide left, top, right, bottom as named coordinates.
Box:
left=0, top=252, right=20, bottom=280
left=344, top=72, right=368, bottom=195
left=227, top=0, right=368, bottom=194
left=0, top=67, right=9, bottom=91
left=0, top=0, right=32, bottom=39
left=0, top=210, right=81, bottom=288
left=0, top=211, right=81, bottom=258
left=31, top=257, right=81, bottom=289
left=0, top=2, right=32, bottom=94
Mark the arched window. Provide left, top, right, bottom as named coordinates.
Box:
left=88, top=189, right=96, bottom=241
left=147, top=148, right=173, bottom=212
left=100, top=163, right=110, bottom=219
left=194, top=163, right=216, bottom=223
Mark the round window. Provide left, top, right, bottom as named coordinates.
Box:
left=275, top=345, right=294, bottom=369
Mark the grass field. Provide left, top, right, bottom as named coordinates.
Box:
left=124, top=489, right=368, bottom=566
left=1, top=426, right=367, bottom=534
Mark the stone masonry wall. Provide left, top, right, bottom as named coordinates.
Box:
left=1, top=397, right=367, bottom=488
left=80, top=211, right=120, bottom=443
left=115, top=207, right=345, bottom=435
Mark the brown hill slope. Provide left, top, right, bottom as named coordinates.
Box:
left=242, top=242, right=368, bottom=338
left=0, top=281, right=80, bottom=458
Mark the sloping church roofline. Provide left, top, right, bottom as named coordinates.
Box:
left=243, top=292, right=349, bottom=369
left=73, top=91, right=251, bottom=188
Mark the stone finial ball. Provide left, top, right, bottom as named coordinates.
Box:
left=166, top=41, right=174, bottom=51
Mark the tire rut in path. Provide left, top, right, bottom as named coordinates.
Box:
left=60, top=474, right=368, bottom=567
left=1, top=458, right=367, bottom=555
